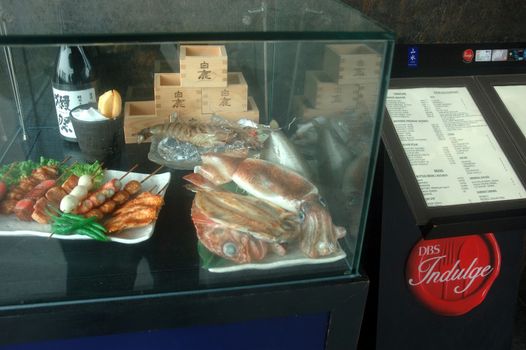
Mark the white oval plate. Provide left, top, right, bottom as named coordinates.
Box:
left=0, top=170, right=171, bottom=244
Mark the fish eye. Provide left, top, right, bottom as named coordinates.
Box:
left=222, top=242, right=238, bottom=257
left=298, top=210, right=306, bottom=222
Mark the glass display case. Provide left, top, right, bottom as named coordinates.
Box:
left=0, top=0, right=393, bottom=346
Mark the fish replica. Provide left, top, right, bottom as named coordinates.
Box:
left=184, top=153, right=346, bottom=264
left=261, top=129, right=314, bottom=181
left=191, top=190, right=300, bottom=263
left=135, top=116, right=263, bottom=149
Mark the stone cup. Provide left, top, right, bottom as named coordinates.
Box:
left=70, top=103, right=124, bottom=162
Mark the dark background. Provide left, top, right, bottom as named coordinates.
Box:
left=344, top=0, right=526, bottom=44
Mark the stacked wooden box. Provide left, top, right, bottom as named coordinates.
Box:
left=123, top=101, right=165, bottom=144
left=124, top=45, right=259, bottom=144
left=295, top=44, right=381, bottom=120
left=155, top=45, right=259, bottom=123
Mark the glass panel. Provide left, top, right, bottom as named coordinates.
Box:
left=0, top=2, right=392, bottom=310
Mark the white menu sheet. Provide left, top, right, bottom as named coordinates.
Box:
left=494, top=85, right=526, bottom=137
left=386, top=87, right=526, bottom=207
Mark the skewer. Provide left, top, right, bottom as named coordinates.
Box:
left=147, top=184, right=158, bottom=193
left=90, top=163, right=106, bottom=180
left=91, top=162, right=104, bottom=178
left=55, top=161, right=78, bottom=184
left=90, top=171, right=103, bottom=180
left=59, top=156, right=72, bottom=166
left=1, top=162, right=16, bottom=180
left=140, top=165, right=164, bottom=184
left=45, top=203, right=61, bottom=216
left=157, top=183, right=169, bottom=195
left=119, top=164, right=139, bottom=180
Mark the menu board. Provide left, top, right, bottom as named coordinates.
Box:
left=385, top=87, right=526, bottom=207
left=494, top=85, right=526, bottom=137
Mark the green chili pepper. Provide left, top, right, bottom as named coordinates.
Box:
left=54, top=218, right=95, bottom=234
left=90, top=221, right=107, bottom=233
left=49, top=213, right=109, bottom=241
left=75, top=227, right=109, bottom=241
left=51, top=226, right=76, bottom=235
left=61, top=213, right=95, bottom=224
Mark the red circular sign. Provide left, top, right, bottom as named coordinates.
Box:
left=406, top=233, right=501, bottom=316
left=463, top=49, right=474, bottom=63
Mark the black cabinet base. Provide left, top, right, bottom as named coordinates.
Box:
left=1, top=278, right=369, bottom=350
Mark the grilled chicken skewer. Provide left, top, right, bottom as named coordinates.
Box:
left=10, top=164, right=65, bottom=220
left=9, top=161, right=167, bottom=234
left=30, top=163, right=80, bottom=223
left=104, top=191, right=164, bottom=233
left=33, top=162, right=104, bottom=224
left=6, top=166, right=59, bottom=202
left=1, top=157, right=70, bottom=210
left=97, top=169, right=166, bottom=233
left=13, top=161, right=77, bottom=222
left=74, top=164, right=138, bottom=214
left=105, top=207, right=160, bottom=233
left=83, top=166, right=159, bottom=220
left=83, top=181, right=143, bottom=218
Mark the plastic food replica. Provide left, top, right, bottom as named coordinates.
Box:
left=0, top=158, right=167, bottom=243
left=0, top=44, right=364, bottom=271
left=184, top=153, right=346, bottom=264
left=139, top=115, right=270, bottom=170
left=136, top=116, right=262, bottom=149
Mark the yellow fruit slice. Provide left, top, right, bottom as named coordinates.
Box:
left=98, top=89, right=122, bottom=118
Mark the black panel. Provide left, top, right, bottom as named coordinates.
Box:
left=373, top=152, right=523, bottom=350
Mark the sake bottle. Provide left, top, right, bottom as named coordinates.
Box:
left=52, top=45, right=98, bottom=141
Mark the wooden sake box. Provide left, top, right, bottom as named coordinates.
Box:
left=201, top=96, right=259, bottom=123
left=202, top=72, right=248, bottom=114
left=154, top=73, right=202, bottom=120
left=350, top=81, right=379, bottom=114
left=180, top=45, right=228, bottom=88
left=293, top=96, right=351, bottom=120
left=124, top=100, right=167, bottom=144
left=323, top=44, right=381, bottom=84
left=304, top=70, right=358, bottom=109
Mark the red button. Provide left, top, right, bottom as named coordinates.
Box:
left=406, top=233, right=501, bottom=316
left=463, top=49, right=474, bottom=63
